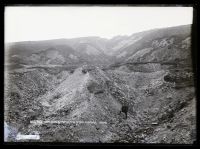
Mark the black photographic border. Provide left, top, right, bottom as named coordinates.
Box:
left=0, top=0, right=199, bottom=147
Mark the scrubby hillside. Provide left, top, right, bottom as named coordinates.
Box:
left=4, top=67, right=70, bottom=136
left=6, top=64, right=195, bottom=143
left=4, top=24, right=196, bottom=143
left=111, top=25, right=191, bottom=60
left=6, top=37, right=111, bottom=67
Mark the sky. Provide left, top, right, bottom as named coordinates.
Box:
left=5, top=6, right=193, bottom=43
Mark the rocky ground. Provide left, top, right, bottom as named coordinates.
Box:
left=4, top=64, right=196, bottom=143
left=4, top=25, right=196, bottom=143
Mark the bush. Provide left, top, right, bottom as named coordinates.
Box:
left=87, top=82, right=103, bottom=94
left=10, top=92, right=21, bottom=100
left=70, top=70, right=74, bottom=74
left=164, top=74, right=176, bottom=83
left=82, top=69, right=87, bottom=74
left=53, top=93, right=62, bottom=99
left=94, top=90, right=104, bottom=94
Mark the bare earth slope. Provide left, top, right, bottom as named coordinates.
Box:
left=4, top=24, right=196, bottom=143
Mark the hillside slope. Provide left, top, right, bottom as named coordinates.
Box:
left=4, top=24, right=196, bottom=143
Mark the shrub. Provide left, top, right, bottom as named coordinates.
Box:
left=164, top=74, right=176, bottom=82
left=53, top=93, right=62, bottom=99
left=94, top=90, right=104, bottom=94
left=70, top=70, right=74, bottom=74
left=87, top=82, right=103, bottom=94
left=82, top=69, right=87, bottom=74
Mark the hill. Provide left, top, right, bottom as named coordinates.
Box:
left=4, top=24, right=196, bottom=143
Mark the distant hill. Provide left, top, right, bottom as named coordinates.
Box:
left=6, top=25, right=192, bottom=71
left=113, top=25, right=191, bottom=62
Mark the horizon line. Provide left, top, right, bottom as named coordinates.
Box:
left=5, top=23, right=192, bottom=44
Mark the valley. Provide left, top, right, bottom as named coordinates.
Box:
left=4, top=24, right=196, bottom=143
